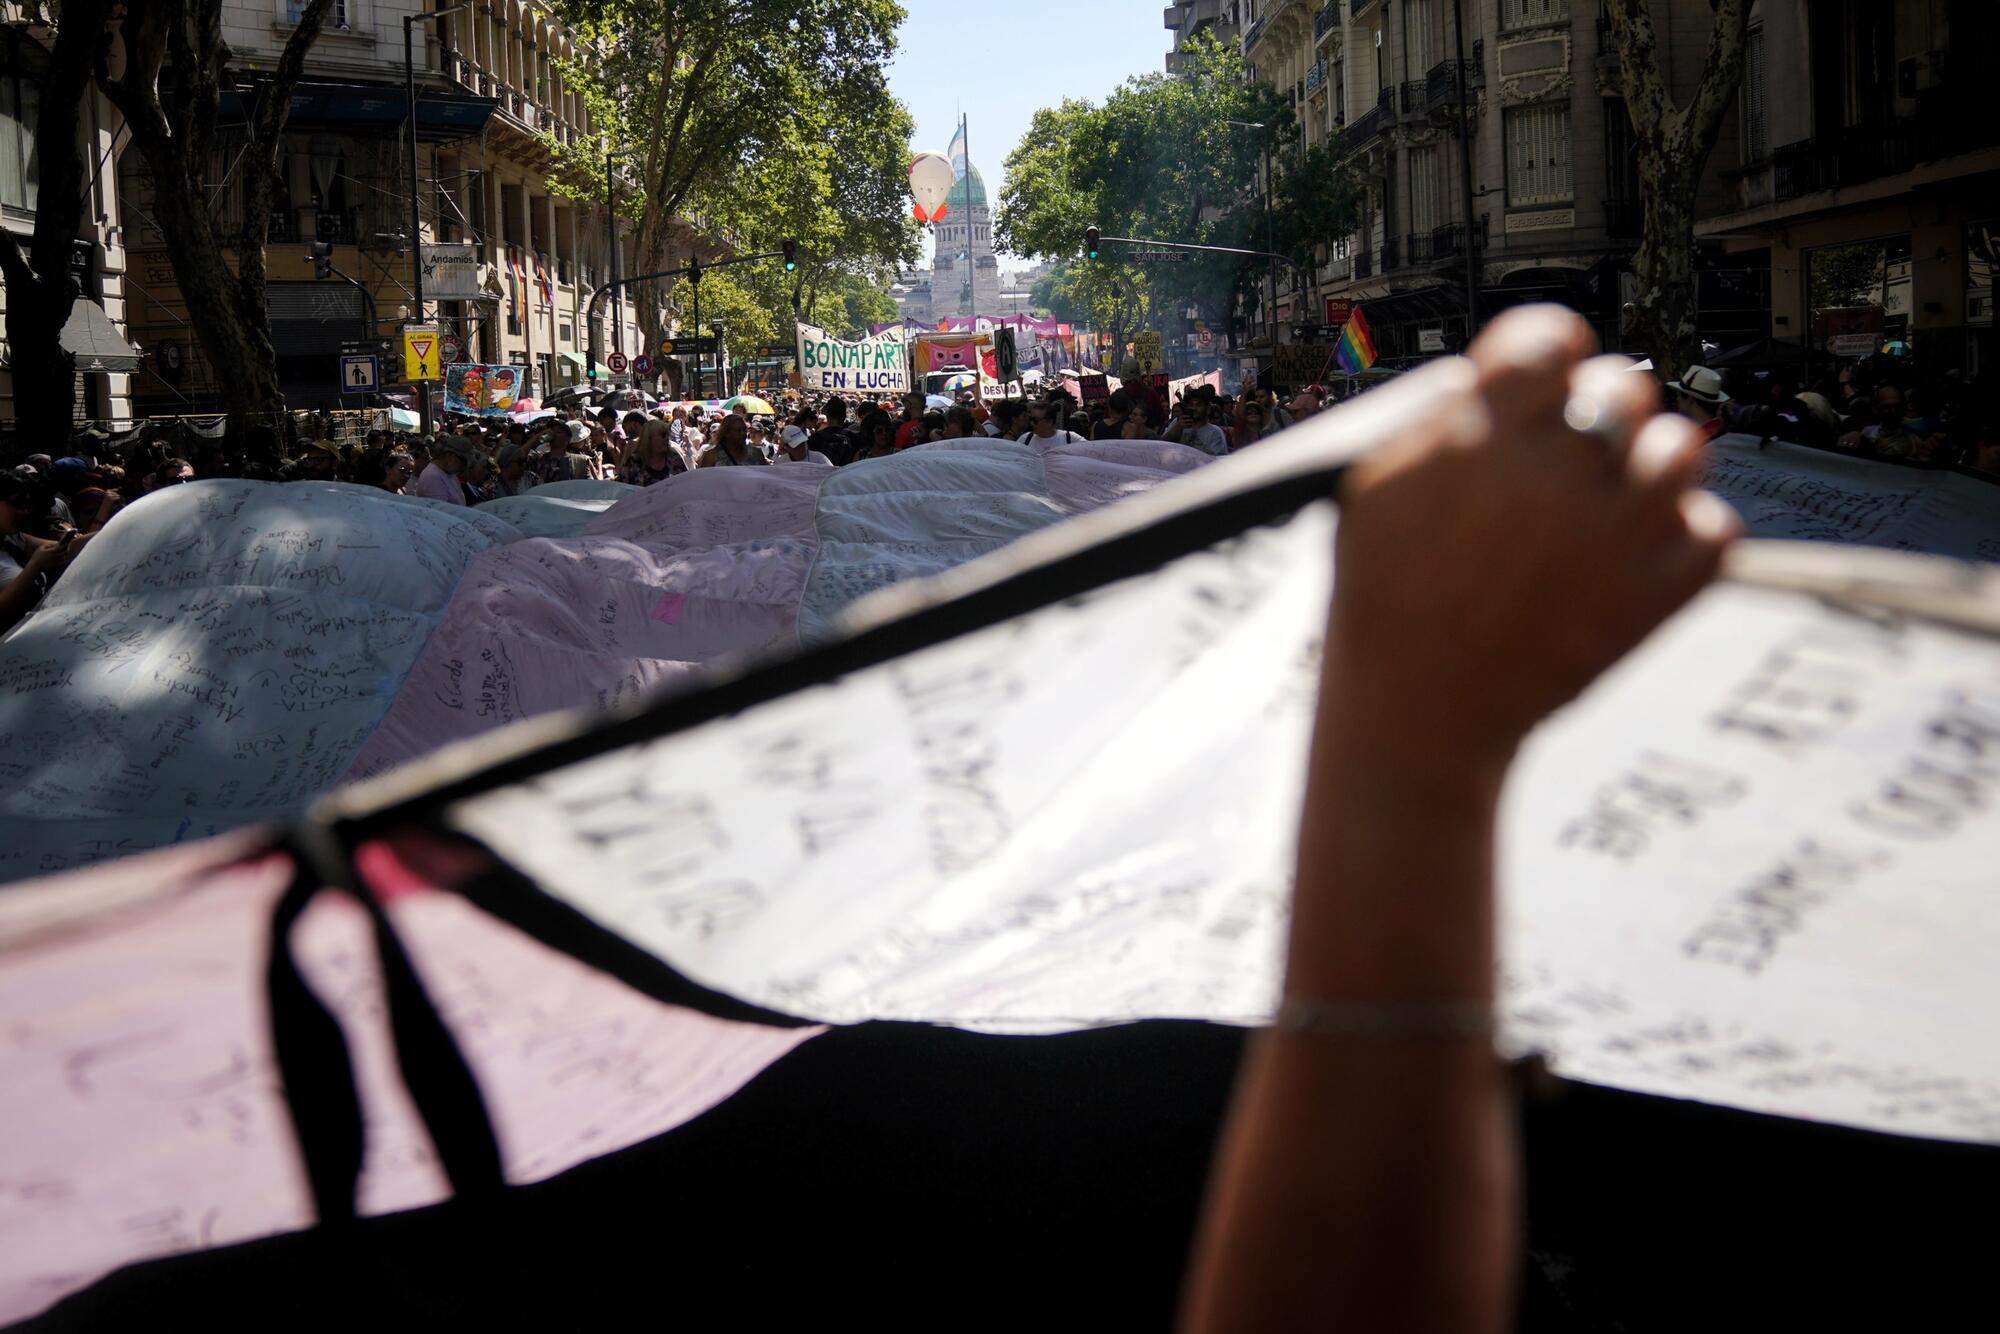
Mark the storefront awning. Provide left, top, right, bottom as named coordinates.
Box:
left=557, top=351, right=588, bottom=369
left=61, top=299, right=142, bottom=373
left=1356, top=284, right=1465, bottom=327
left=218, top=82, right=498, bottom=143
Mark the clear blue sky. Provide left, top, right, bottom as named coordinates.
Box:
left=885, top=0, right=1174, bottom=265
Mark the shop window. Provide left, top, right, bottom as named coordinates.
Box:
left=1968, top=221, right=1996, bottom=328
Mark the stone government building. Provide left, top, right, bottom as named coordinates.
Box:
left=894, top=159, right=1001, bottom=326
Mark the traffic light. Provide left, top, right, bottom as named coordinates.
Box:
left=1084, top=226, right=1100, bottom=261
left=308, top=241, right=333, bottom=280
left=586, top=361, right=597, bottom=381
left=782, top=239, right=797, bottom=272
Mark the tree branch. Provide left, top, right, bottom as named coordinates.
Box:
left=179, top=0, right=225, bottom=166
left=100, top=0, right=175, bottom=162
left=236, top=0, right=332, bottom=294
left=1676, top=0, right=1752, bottom=163
left=1603, top=0, right=1671, bottom=152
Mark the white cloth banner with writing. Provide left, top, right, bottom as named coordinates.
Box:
left=794, top=322, right=909, bottom=395
left=455, top=506, right=2000, bottom=1144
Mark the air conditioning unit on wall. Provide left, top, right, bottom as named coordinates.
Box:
left=1896, top=51, right=1945, bottom=97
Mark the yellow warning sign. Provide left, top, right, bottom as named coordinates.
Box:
left=402, top=326, right=440, bottom=382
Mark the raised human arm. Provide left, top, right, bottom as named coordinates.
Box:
left=1179, top=307, right=1737, bottom=1334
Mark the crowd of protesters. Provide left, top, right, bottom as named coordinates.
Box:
left=5, top=346, right=1996, bottom=635
left=1678, top=350, right=2000, bottom=473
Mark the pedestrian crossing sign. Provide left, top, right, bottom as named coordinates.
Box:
left=402, top=327, right=441, bottom=382
left=339, top=354, right=379, bottom=394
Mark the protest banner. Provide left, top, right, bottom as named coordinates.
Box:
left=443, top=362, right=525, bottom=416
left=795, top=323, right=910, bottom=393
left=1271, top=342, right=1336, bottom=392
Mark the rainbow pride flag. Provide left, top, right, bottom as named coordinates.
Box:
left=1333, top=305, right=1377, bottom=374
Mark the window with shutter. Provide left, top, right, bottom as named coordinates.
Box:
left=1505, top=102, right=1572, bottom=207
left=1404, top=0, right=1435, bottom=76
left=1408, top=145, right=1440, bottom=233
left=1741, top=24, right=1768, bottom=164
left=1501, top=0, right=1569, bottom=30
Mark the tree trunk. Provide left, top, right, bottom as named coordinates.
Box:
left=0, top=259, right=81, bottom=444
left=148, top=159, right=285, bottom=441
left=1, top=0, right=114, bottom=443
left=1629, top=158, right=1704, bottom=378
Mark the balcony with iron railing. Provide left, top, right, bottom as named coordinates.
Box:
left=1349, top=0, right=1376, bottom=17
left=1772, top=121, right=1915, bottom=202
left=1398, top=80, right=1427, bottom=117
left=1423, top=58, right=1473, bottom=107
left=1771, top=108, right=1999, bottom=204
left=1320, top=249, right=1353, bottom=283
left=1306, top=60, right=1327, bottom=96
left=1401, top=221, right=1481, bottom=266
left=1314, top=2, right=1338, bottom=42
left=1345, top=87, right=1393, bottom=148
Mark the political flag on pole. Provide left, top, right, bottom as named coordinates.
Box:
left=946, top=119, right=968, bottom=181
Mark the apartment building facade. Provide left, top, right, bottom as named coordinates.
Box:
left=1695, top=0, right=1996, bottom=375
left=1245, top=0, right=1764, bottom=365
left=111, top=0, right=713, bottom=419
left=1164, top=0, right=1244, bottom=72
left=0, top=9, right=139, bottom=428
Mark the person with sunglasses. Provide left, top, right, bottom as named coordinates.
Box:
left=1017, top=402, right=1087, bottom=447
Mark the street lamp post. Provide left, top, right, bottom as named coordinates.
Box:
left=404, top=1, right=470, bottom=435
left=605, top=149, right=622, bottom=360
left=1451, top=0, right=1480, bottom=342
left=1225, top=118, right=1277, bottom=351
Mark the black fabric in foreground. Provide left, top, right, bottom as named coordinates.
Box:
left=17, top=1020, right=1997, bottom=1332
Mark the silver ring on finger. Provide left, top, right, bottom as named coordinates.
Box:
left=1561, top=393, right=1627, bottom=450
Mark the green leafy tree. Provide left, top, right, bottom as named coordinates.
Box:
left=548, top=0, right=916, bottom=357
left=1808, top=242, right=1886, bottom=313
left=1273, top=138, right=1363, bottom=290
left=668, top=270, right=776, bottom=353
left=995, top=32, right=1329, bottom=350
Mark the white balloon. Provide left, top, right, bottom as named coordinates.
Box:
left=907, top=151, right=955, bottom=223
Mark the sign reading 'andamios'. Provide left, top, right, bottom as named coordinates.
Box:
left=795, top=323, right=909, bottom=394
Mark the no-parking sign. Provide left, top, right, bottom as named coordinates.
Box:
left=606, top=351, right=628, bottom=374
left=632, top=354, right=653, bottom=376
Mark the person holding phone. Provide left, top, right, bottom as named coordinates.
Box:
left=1163, top=393, right=1230, bottom=456
left=0, top=474, right=92, bottom=634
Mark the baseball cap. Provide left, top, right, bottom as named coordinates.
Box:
left=567, top=421, right=591, bottom=443
left=781, top=425, right=810, bottom=448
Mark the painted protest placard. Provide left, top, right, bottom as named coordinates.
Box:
left=443, top=363, right=526, bottom=416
